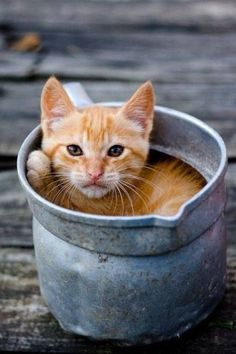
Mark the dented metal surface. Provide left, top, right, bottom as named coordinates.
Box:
left=17, top=83, right=227, bottom=345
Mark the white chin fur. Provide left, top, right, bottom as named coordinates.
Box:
left=79, top=185, right=109, bottom=199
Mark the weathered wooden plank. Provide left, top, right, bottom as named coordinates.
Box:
left=1, top=31, right=236, bottom=86
left=28, top=31, right=236, bottom=85
left=1, top=32, right=235, bottom=82
left=1, top=81, right=236, bottom=157
left=0, top=172, right=32, bottom=247
left=38, top=55, right=236, bottom=85
left=0, top=52, right=37, bottom=78
left=0, top=33, right=4, bottom=50
left=2, top=32, right=236, bottom=83
left=0, top=246, right=235, bottom=353
left=0, top=163, right=235, bottom=248
left=1, top=0, right=236, bottom=32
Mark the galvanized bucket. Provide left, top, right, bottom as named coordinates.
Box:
left=17, top=83, right=227, bottom=346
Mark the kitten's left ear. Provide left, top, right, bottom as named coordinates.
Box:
left=118, top=81, right=155, bottom=138
left=41, top=76, right=75, bottom=134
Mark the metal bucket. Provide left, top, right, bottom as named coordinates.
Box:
left=17, top=83, right=227, bottom=346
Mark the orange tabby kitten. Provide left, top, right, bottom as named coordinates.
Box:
left=27, top=77, right=205, bottom=216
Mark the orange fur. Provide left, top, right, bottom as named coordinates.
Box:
left=27, top=77, right=205, bottom=216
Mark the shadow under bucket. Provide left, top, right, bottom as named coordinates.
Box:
left=17, top=83, right=227, bottom=345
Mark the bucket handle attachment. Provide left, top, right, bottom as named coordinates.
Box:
left=63, top=82, right=93, bottom=107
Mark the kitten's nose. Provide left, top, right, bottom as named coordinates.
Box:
left=88, top=170, right=103, bottom=182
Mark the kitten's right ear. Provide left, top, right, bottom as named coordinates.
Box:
left=41, top=76, right=75, bottom=134
left=118, top=81, right=155, bottom=139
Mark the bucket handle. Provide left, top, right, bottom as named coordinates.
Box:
left=63, top=82, right=93, bottom=107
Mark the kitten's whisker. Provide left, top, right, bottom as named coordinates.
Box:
left=114, top=184, right=125, bottom=216
left=47, top=176, right=73, bottom=205
left=142, top=164, right=174, bottom=182
left=114, top=187, right=118, bottom=215
left=60, top=180, right=73, bottom=206
left=51, top=180, right=71, bottom=205
left=120, top=180, right=149, bottom=213
left=110, top=184, right=119, bottom=215
left=66, top=183, right=77, bottom=209
left=118, top=183, right=135, bottom=216
left=57, top=180, right=75, bottom=206
left=143, top=165, right=172, bottom=182
left=110, top=188, right=117, bottom=215
left=40, top=178, right=65, bottom=196
left=116, top=162, right=171, bottom=182
left=120, top=173, right=161, bottom=193
left=121, top=180, right=151, bottom=201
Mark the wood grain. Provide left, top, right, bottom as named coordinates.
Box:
left=37, top=34, right=236, bottom=83
left=1, top=34, right=236, bottom=83
left=1, top=32, right=236, bottom=83
left=1, top=0, right=236, bottom=32
left=0, top=52, right=36, bottom=79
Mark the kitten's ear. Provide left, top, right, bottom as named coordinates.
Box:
left=118, top=81, right=155, bottom=138
left=41, top=76, right=75, bottom=134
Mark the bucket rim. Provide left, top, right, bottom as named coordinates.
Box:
left=17, top=104, right=227, bottom=229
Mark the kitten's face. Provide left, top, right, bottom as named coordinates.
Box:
left=41, top=78, right=155, bottom=199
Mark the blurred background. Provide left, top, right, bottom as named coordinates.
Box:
left=1, top=0, right=236, bottom=158
left=0, top=1, right=236, bottom=353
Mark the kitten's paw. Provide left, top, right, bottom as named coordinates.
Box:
left=27, top=150, right=51, bottom=189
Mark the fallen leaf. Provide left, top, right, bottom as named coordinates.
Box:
left=11, top=33, right=41, bottom=52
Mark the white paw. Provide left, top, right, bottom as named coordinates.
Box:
left=27, top=150, right=51, bottom=189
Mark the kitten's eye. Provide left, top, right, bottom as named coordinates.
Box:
left=67, top=145, right=83, bottom=156
left=108, top=145, right=124, bottom=157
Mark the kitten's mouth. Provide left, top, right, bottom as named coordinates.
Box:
left=78, top=183, right=110, bottom=199
left=83, top=182, right=107, bottom=188
left=71, top=175, right=117, bottom=199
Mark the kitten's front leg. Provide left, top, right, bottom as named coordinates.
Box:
left=27, top=150, right=54, bottom=199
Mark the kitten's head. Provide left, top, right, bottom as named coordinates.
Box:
left=41, top=77, right=155, bottom=199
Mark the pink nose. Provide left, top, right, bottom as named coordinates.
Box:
left=88, top=171, right=103, bottom=182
